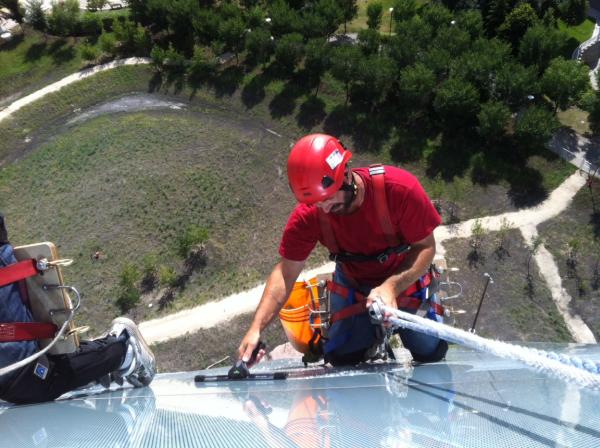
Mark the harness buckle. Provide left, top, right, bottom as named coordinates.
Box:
left=376, top=253, right=389, bottom=264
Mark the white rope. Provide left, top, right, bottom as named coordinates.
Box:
left=380, top=304, right=600, bottom=390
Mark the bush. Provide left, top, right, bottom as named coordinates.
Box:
left=47, top=0, right=80, bottom=36
left=116, top=287, right=140, bottom=312
left=80, top=43, right=100, bottom=62
left=177, top=225, right=209, bottom=258
left=25, top=0, right=47, bottom=31
left=158, top=265, right=178, bottom=288
left=113, top=17, right=151, bottom=55
left=80, top=12, right=103, bottom=35
left=116, top=263, right=141, bottom=312
left=99, top=31, right=117, bottom=55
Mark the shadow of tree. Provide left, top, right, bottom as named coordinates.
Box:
left=506, top=165, right=547, bottom=207
left=211, top=65, right=244, bottom=97
left=425, top=132, right=474, bottom=181
left=389, top=120, right=433, bottom=163
left=323, top=104, right=356, bottom=139
left=147, top=71, right=163, bottom=93
left=591, top=211, right=600, bottom=239
left=241, top=74, right=267, bottom=109
left=269, top=83, right=300, bottom=118
left=296, top=96, right=326, bottom=130
left=24, top=42, right=47, bottom=62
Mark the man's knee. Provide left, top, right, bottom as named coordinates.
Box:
left=410, top=339, right=448, bottom=363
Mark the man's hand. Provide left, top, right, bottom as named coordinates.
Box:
left=367, top=284, right=398, bottom=326
left=238, top=328, right=266, bottom=367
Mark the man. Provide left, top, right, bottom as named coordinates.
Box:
left=239, top=133, right=446, bottom=366
left=0, top=214, right=156, bottom=404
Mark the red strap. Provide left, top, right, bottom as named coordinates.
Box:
left=318, top=209, right=339, bottom=254
left=401, top=272, right=433, bottom=297
left=330, top=301, right=367, bottom=324
left=0, top=259, right=38, bottom=288
left=369, top=164, right=400, bottom=248
left=0, top=322, right=57, bottom=342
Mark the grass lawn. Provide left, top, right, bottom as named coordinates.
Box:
left=0, top=28, right=100, bottom=102
left=557, top=107, right=592, bottom=135
left=444, top=230, right=572, bottom=343
left=558, top=18, right=595, bottom=43
left=538, top=179, right=600, bottom=339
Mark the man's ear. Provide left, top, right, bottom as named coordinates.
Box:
left=0, top=213, right=8, bottom=244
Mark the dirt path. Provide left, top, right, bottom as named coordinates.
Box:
left=1, top=57, right=596, bottom=344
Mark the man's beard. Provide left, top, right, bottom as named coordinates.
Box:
left=328, top=189, right=355, bottom=215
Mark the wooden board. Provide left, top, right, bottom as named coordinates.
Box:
left=13, top=242, right=79, bottom=354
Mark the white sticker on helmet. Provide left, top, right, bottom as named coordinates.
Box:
left=326, top=149, right=344, bottom=170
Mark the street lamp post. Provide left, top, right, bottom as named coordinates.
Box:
left=389, top=7, right=394, bottom=35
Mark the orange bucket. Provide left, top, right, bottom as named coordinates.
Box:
left=278, top=277, right=322, bottom=354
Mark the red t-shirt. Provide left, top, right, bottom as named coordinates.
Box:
left=279, top=166, right=441, bottom=286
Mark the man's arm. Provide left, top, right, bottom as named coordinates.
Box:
left=368, top=233, right=436, bottom=309
left=238, top=257, right=306, bottom=364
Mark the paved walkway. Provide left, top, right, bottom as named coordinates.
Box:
left=1, top=57, right=597, bottom=344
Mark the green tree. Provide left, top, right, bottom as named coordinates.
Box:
left=558, top=0, right=588, bottom=25
left=270, top=0, right=302, bottom=38
left=245, top=27, right=274, bottom=67
left=496, top=62, right=538, bottom=110
left=339, top=0, right=358, bottom=33
left=357, top=28, right=381, bottom=55
left=25, top=0, right=47, bottom=31
left=366, top=2, right=383, bottom=30
left=497, top=3, right=538, bottom=49
left=477, top=100, right=510, bottom=141
left=353, top=54, right=396, bottom=109
left=274, top=32, right=304, bottom=74
left=219, top=16, right=246, bottom=63
left=114, top=18, right=152, bottom=56
left=580, top=89, right=600, bottom=134
left=304, top=37, right=331, bottom=95
left=515, top=105, right=559, bottom=146
left=518, top=24, right=570, bottom=74
left=391, top=0, right=417, bottom=22
left=387, top=16, right=433, bottom=69
left=188, top=46, right=216, bottom=85
left=456, top=9, right=484, bottom=40
left=541, top=57, right=589, bottom=112
left=192, top=8, right=220, bottom=45
left=433, top=77, right=481, bottom=130
left=330, top=44, right=362, bottom=104
left=452, top=37, right=512, bottom=100
left=47, top=0, right=80, bottom=36
left=398, top=62, right=436, bottom=109
left=483, top=0, right=507, bottom=36
left=420, top=2, right=454, bottom=34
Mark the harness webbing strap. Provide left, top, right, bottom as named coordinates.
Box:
left=0, top=259, right=38, bottom=288
left=327, top=272, right=442, bottom=324
left=0, top=322, right=57, bottom=342
left=369, top=164, right=400, bottom=248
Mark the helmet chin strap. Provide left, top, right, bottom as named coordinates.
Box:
left=340, top=172, right=357, bottom=208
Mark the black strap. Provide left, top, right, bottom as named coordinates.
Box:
left=329, top=244, right=411, bottom=264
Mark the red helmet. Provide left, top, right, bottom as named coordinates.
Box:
left=287, top=134, right=352, bottom=204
